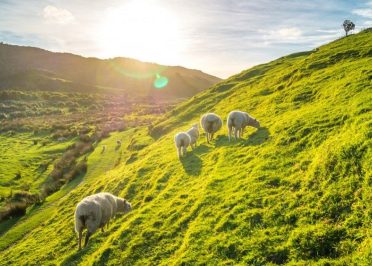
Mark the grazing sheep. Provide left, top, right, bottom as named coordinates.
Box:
left=186, top=124, right=200, bottom=149
left=200, top=113, right=222, bottom=143
left=227, top=111, right=260, bottom=141
left=174, top=132, right=191, bottom=158
left=74, top=192, right=131, bottom=250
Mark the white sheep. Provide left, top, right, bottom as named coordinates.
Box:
left=74, top=192, right=131, bottom=250
left=200, top=113, right=222, bottom=143
left=227, top=111, right=260, bottom=141
left=186, top=124, right=200, bottom=149
left=174, top=132, right=191, bottom=158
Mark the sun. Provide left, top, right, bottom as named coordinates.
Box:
left=97, top=1, right=183, bottom=64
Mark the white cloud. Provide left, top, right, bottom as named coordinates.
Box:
left=259, top=27, right=303, bottom=45
left=315, top=29, right=339, bottom=34
left=276, top=27, right=302, bottom=39
left=43, top=5, right=74, bottom=24
left=352, top=8, right=372, bottom=18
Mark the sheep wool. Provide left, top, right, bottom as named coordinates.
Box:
left=227, top=110, right=260, bottom=141
left=174, top=132, right=191, bottom=158
left=74, top=192, right=131, bottom=250
left=186, top=124, right=200, bottom=149
left=200, top=113, right=222, bottom=143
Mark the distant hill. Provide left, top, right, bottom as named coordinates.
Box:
left=0, top=43, right=221, bottom=100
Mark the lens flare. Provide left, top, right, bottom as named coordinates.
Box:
left=153, top=73, right=168, bottom=89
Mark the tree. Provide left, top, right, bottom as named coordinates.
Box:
left=343, top=20, right=355, bottom=36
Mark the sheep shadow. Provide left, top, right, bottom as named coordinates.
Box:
left=179, top=148, right=204, bottom=176
left=240, top=127, right=270, bottom=146
left=214, top=135, right=230, bottom=147
left=60, top=245, right=93, bottom=266
left=193, top=143, right=211, bottom=155
left=213, top=127, right=270, bottom=147
left=61, top=232, right=104, bottom=266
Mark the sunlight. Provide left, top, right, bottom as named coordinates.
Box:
left=97, top=1, right=183, bottom=65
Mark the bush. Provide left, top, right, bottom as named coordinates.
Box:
left=0, top=191, right=41, bottom=222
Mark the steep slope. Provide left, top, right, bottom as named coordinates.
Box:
left=0, top=29, right=371, bottom=265
left=0, top=43, right=221, bottom=100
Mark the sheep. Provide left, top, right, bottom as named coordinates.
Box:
left=174, top=132, right=191, bottom=158
left=227, top=111, right=260, bottom=141
left=186, top=124, right=200, bottom=149
left=200, top=113, right=222, bottom=143
left=74, top=192, right=131, bottom=250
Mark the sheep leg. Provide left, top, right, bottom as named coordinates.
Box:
left=228, top=126, right=232, bottom=142
left=206, top=133, right=209, bottom=143
left=107, top=220, right=110, bottom=229
left=78, top=230, right=82, bottom=250
left=234, top=128, right=238, bottom=140
left=211, top=133, right=214, bottom=141
left=84, top=231, right=91, bottom=247
left=177, top=147, right=181, bottom=158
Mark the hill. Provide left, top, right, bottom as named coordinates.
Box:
left=0, top=29, right=371, bottom=265
left=0, top=43, right=221, bottom=100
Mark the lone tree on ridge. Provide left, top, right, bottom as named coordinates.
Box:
left=343, top=20, right=355, bottom=36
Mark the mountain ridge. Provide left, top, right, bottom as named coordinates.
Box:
left=0, top=42, right=221, bottom=100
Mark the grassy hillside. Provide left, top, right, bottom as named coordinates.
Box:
left=0, top=90, right=170, bottom=224
left=0, top=43, right=221, bottom=100
left=0, top=133, right=74, bottom=199
left=0, top=29, right=371, bottom=265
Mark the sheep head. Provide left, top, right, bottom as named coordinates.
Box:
left=117, top=198, right=132, bottom=213
left=251, top=118, right=260, bottom=129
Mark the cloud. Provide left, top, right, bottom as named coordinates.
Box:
left=259, top=27, right=303, bottom=45
left=276, top=27, right=302, bottom=39
left=352, top=0, right=372, bottom=19
left=43, top=5, right=74, bottom=24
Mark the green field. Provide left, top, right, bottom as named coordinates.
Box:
left=0, top=133, right=74, bottom=199
left=0, top=29, right=371, bottom=265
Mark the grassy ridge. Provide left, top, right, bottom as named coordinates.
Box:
left=0, top=30, right=371, bottom=265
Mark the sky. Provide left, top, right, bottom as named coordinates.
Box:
left=0, top=0, right=371, bottom=78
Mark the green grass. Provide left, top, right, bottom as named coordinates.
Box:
left=0, top=133, right=74, bottom=199
left=0, top=30, right=371, bottom=265
left=0, top=129, right=139, bottom=249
